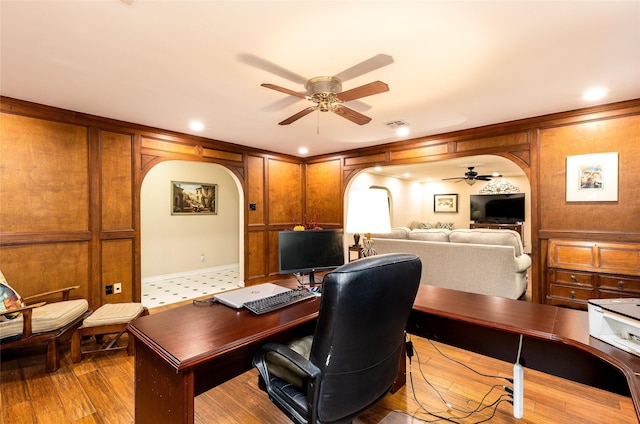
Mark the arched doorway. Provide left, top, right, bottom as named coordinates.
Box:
left=140, top=160, right=244, bottom=307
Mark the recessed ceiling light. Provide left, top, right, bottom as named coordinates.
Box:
left=396, top=127, right=410, bottom=137
left=374, top=166, right=382, bottom=172
left=298, top=147, right=309, bottom=155
left=583, top=87, right=607, bottom=101
left=403, top=172, right=411, bottom=178
left=189, top=121, right=204, bottom=131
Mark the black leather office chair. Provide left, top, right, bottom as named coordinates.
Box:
left=252, top=253, right=422, bottom=424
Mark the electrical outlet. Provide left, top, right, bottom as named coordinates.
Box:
left=105, top=284, right=113, bottom=295
left=114, top=282, right=122, bottom=294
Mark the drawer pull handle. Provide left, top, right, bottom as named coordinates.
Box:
left=570, top=275, right=579, bottom=282
left=618, top=281, right=625, bottom=289
left=570, top=290, right=576, bottom=299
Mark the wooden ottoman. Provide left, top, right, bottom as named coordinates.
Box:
left=71, top=303, right=148, bottom=363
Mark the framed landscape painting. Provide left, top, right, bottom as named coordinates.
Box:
left=434, top=194, right=458, bottom=213
left=171, top=181, right=218, bottom=215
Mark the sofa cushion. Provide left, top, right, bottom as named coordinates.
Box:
left=409, top=229, right=451, bottom=242
left=449, top=229, right=523, bottom=256
left=409, top=221, right=432, bottom=230
left=370, top=227, right=410, bottom=239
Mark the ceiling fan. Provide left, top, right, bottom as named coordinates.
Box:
left=262, top=77, right=388, bottom=125
left=252, top=54, right=393, bottom=126
left=442, top=167, right=501, bottom=186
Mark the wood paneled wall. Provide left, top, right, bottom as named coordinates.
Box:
left=1, top=96, right=639, bottom=308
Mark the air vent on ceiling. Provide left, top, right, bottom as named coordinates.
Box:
left=384, top=120, right=409, bottom=129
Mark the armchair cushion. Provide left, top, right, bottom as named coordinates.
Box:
left=0, top=270, right=24, bottom=320
left=0, top=299, right=88, bottom=340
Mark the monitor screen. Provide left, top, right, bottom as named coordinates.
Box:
left=470, top=193, right=525, bottom=224
left=278, top=229, right=345, bottom=283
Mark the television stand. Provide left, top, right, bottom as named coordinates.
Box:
left=470, top=222, right=523, bottom=239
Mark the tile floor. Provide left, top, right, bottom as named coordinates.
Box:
left=141, top=267, right=240, bottom=309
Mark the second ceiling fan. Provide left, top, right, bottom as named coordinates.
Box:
left=442, top=167, right=501, bottom=186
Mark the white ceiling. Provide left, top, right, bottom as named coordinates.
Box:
left=1, top=1, right=639, bottom=166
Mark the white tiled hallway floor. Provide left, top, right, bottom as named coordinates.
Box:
left=142, top=267, right=240, bottom=309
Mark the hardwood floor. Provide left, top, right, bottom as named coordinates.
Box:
left=1, top=302, right=637, bottom=424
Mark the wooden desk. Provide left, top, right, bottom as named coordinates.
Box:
left=127, top=297, right=319, bottom=423
left=128, top=285, right=640, bottom=423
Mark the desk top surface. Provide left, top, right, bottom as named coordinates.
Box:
left=129, top=283, right=640, bottom=378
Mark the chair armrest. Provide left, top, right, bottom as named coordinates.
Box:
left=0, top=302, right=46, bottom=338
left=0, top=302, right=46, bottom=316
left=514, top=254, right=532, bottom=273
left=23, top=285, right=80, bottom=302
left=253, top=342, right=320, bottom=381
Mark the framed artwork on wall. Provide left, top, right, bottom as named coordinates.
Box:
left=434, top=193, right=458, bottom=213
left=566, top=152, right=618, bottom=202
left=171, top=181, right=218, bottom=215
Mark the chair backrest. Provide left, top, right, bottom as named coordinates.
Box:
left=309, top=253, right=422, bottom=423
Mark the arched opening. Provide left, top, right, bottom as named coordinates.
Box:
left=140, top=160, right=244, bottom=308
left=344, top=155, right=531, bottom=250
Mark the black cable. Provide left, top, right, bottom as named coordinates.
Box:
left=407, top=340, right=514, bottom=423
left=192, top=298, right=215, bottom=306
left=427, top=338, right=512, bottom=383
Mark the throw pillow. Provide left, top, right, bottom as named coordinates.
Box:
left=436, top=222, right=454, bottom=230
left=0, top=270, right=24, bottom=320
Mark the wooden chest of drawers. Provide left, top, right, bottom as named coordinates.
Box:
left=547, top=239, right=640, bottom=309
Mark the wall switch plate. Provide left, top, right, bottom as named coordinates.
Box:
left=114, top=282, right=122, bottom=294
left=105, top=284, right=113, bottom=295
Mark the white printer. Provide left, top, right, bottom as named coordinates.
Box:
left=588, top=298, right=640, bottom=357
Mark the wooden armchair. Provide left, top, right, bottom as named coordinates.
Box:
left=0, top=286, right=90, bottom=372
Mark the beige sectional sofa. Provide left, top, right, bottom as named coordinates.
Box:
left=371, top=227, right=531, bottom=299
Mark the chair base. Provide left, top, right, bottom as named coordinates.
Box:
left=70, top=304, right=148, bottom=363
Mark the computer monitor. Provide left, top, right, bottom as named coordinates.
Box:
left=278, top=229, right=345, bottom=284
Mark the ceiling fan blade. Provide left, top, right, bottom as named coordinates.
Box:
left=278, top=107, right=315, bottom=125
left=476, top=177, right=492, bottom=181
left=442, top=177, right=464, bottom=181
left=334, top=54, right=394, bottom=82
left=477, top=174, right=502, bottom=179
left=336, top=81, right=389, bottom=103
left=333, top=105, right=372, bottom=125
left=261, top=83, right=308, bottom=99
left=239, top=54, right=307, bottom=84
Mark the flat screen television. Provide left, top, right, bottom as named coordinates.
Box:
left=278, top=229, right=345, bottom=284
left=470, top=193, right=525, bottom=224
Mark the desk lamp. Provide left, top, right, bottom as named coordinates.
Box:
left=346, top=188, right=391, bottom=257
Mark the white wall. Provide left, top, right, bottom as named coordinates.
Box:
left=141, top=160, right=242, bottom=279
left=347, top=172, right=422, bottom=228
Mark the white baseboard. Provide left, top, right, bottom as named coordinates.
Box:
left=142, top=264, right=240, bottom=284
